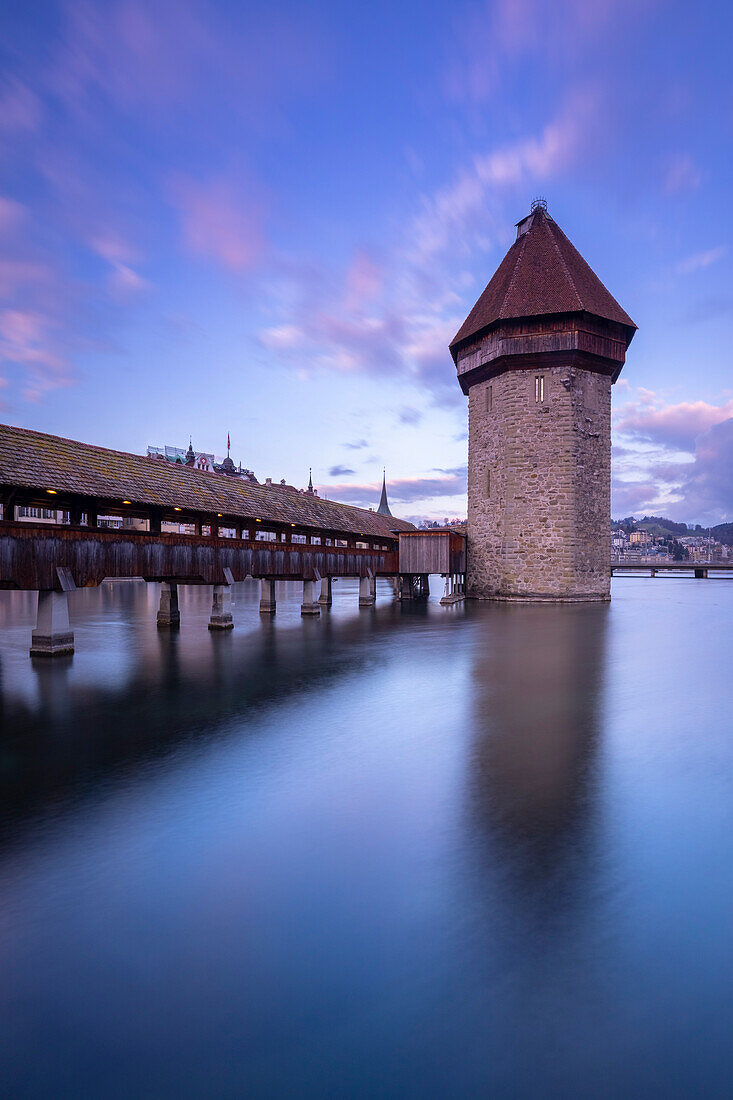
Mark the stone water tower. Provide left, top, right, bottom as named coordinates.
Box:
left=450, top=201, right=636, bottom=601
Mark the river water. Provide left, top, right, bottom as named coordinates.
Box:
left=1, top=578, right=731, bottom=1097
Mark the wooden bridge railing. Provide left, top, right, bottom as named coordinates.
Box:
left=0, top=521, right=399, bottom=590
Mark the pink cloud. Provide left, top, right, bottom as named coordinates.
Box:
left=677, top=418, right=733, bottom=521
left=320, top=470, right=467, bottom=509
left=90, top=235, right=148, bottom=296
left=90, top=235, right=139, bottom=265
left=408, top=94, right=593, bottom=267
left=0, top=309, right=73, bottom=400
left=51, top=0, right=329, bottom=121
left=612, top=478, right=669, bottom=516
left=614, top=396, right=733, bottom=452
left=52, top=0, right=203, bottom=113
left=0, top=77, right=42, bottom=132
left=170, top=177, right=266, bottom=272
left=675, top=246, right=726, bottom=276
left=107, top=263, right=148, bottom=296
left=663, top=154, right=702, bottom=195
left=0, top=197, right=26, bottom=234
left=613, top=417, right=733, bottom=524
left=0, top=259, right=55, bottom=298
left=446, top=0, right=649, bottom=103
left=258, top=105, right=591, bottom=399
left=36, top=151, right=154, bottom=301
left=342, top=252, right=383, bottom=312
left=0, top=216, right=147, bottom=403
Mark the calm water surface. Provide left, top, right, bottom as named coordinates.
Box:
left=1, top=578, right=732, bottom=1097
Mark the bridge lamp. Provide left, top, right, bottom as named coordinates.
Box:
left=122, top=500, right=131, bottom=505
left=46, top=489, right=57, bottom=495
left=174, top=507, right=182, bottom=512
left=217, top=513, right=223, bottom=517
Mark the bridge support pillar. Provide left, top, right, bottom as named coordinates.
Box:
left=301, top=580, right=321, bottom=615
left=259, top=578, right=276, bottom=614
left=318, top=576, right=332, bottom=606
left=359, top=575, right=376, bottom=607
left=694, top=567, right=708, bottom=579
left=157, top=582, right=180, bottom=628
left=440, top=573, right=465, bottom=605
left=209, top=584, right=234, bottom=630
left=398, top=574, right=429, bottom=601
left=30, top=590, right=74, bottom=657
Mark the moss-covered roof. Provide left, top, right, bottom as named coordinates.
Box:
left=0, top=423, right=414, bottom=538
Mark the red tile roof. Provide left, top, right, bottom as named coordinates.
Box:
left=0, top=423, right=414, bottom=538
left=450, top=206, right=636, bottom=355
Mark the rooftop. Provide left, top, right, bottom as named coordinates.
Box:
left=377, top=470, right=392, bottom=517
left=450, top=204, right=636, bottom=359
left=0, top=423, right=414, bottom=539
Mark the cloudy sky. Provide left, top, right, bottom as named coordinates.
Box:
left=0, top=0, right=731, bottom=523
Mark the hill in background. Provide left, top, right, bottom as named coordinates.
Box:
left=612, top=516, right=733, bottom=545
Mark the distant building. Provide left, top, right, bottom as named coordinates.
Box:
left=146, top=439, right=258, bottom=482
left=306, top=468, right=315, bottom=495
left=16, top=505, right=69, bottom=525
left=377, top=470, right=392, bottom=517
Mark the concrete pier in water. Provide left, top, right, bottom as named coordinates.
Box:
left=208, top=584, right=234, bottom=630
left=358, top=575, right=376, bottom=607
left=30, top=590, right=74, bottom=657
left=259, top=578, right=277, bottom=614
left=301, top=580, right=320, bottom=616
left=157, top=582, right=180, bottom=628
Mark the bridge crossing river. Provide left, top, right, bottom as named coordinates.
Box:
left=0, top=423, right=418, bottom=655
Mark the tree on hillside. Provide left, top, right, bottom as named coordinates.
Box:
left=712, top=523, right=733, bottom=547
left=668, top=539, right=688, bottom=561
left=640, top=515, right=688, bottom=535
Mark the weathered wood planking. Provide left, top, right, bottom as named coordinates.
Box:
left=0, top=523, right=399, bottom=589
left=399, top=531, right=466, bottom=574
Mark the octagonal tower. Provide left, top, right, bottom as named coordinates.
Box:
left=450, top=201, right=636, bottom=601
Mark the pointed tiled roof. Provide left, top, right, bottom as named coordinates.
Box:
left=450, top=205, right=635, bottom=358
left=377, top=471, right=392, bottom=517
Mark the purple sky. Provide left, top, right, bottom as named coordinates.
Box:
left=1, top=0, right=731, bottom=523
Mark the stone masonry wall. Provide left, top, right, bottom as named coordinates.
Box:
left=467, top=364, right=612, bottom=600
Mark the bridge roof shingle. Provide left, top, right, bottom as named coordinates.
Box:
left=0, top=423, right=414, bottom=538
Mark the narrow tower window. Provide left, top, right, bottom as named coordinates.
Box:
left=486, top=385, right=493, bottom=412
left=534, top=375, right=545, bottom=403
left=486, top=469, right=491, bottom=496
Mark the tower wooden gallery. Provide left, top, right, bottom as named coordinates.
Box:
left=450, top=200, right=636, bottom=601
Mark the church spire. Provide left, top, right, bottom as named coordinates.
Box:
left=308, top=467, right=313, bottom=493
left=221, top=431, right=235, bottom=474
left=377, top=468, right=392, bottom=517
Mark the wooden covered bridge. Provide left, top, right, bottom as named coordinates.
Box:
left=0, top=424, right=466, bottom=656
left=0, top=424, right=417, bottom=654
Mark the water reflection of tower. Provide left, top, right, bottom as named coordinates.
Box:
left=468, top=604, right=608, bottom=872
